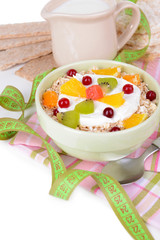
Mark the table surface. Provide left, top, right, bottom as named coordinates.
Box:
left=0, top=0, right=160, bottom=239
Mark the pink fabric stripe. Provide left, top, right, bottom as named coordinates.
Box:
left=133, top=182, right=160, bottom=200
left=154, top=59, right=160, bottom=82
left=154, top=151, right=160, bottom=172
left=146, top=58, right=160, bottom=79
left=129, top=174, right=155, bottom=200
left=67, top=159, right=79, bottom=169
left=94, top=187, right=100, bottom=194
left=148, top=208, right=160, bottom=229
left=144, top=155, right=153, bottom=171
left=136, top=194, right=158, bottom=216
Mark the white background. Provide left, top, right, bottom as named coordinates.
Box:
left=0, top=1, right=160, bottom=239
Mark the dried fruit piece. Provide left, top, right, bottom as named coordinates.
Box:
left=86, top=85, right=103, bottom=100
left=75, top=100, right=94, bottom=114
left=123, top=114, right=148, bottom=129
left=103, top=107, right=114, bottom=118
left=82, top=76, right=92, bottom=86
left=123, top=84, right=134, bottom=94
left=98, top=92, right=125, bottom=108
left=110, top=127, right=121, bottom=132
left=60, top=78, right=86, bottom=98
left=57, top=110, right=80, bottom=129
left=92, top=67, right=121, bottom=77
left=146, top=91, right=156, bottom=101
left=53, top=108, right=59, bottom=116
left=67, top=69, right=77, bottom=77
left=58, top=98, right=70, bottom=108
left=123, top=74, right=140, bottom=86
left=42, top=90, right=58, bottom=109
left=98, top=77, right=118, bottom=94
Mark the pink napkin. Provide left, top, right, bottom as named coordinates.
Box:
left=10, top=58, right=160, bottom=230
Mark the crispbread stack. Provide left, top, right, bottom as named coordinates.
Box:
left=0, top=21, right=54, bottom=73
left=116, top=0, right=160, bottom=59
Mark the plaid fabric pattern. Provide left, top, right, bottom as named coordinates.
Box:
left=10, top=58, right=160, bottom=229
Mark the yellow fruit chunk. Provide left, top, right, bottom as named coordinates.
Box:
left=123, top=74, right=141, bottom=86
left=60, top=78, right=86, bottom=98
left=42, top=90, right=58, bottom=109
left=98, top=92, right=125, bottom=108
left=123, top=114, right=148, bottom=129
left=92, top=67, right=121, bottom=77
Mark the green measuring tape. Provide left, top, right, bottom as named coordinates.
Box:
left=0, top=118, right=154, bottom=240
left=115, top=0, right=151, bottom=62
left=0, top=1, right=153, bottom=239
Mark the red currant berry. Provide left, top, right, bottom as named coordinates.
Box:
left=58, top=98, right=70, bottom=108
left=103, top=107, right=114, bottom=118
left=123, top=84, right=134, bottom=94
left=67, top=69, right=77, bottom=77
left=53, top=108, right=59, bottom=116
left=110, top=127, right=121, bottom=132
left=146, top=90, right=156, bottom=101
left=82, top=76, right=92, bottom=85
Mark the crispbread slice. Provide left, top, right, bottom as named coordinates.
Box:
left=128, top=32, right=160, bottom=47
left=124, top=43, right=160, bottom=57
left=0, top=35, right=51, bottom=50
left=116, top=0, right=160, bottom=35
left=147, top=44, right=160, bottom=54
left=0, top=21, right=50, bottom=39
left=137, top=0, right=160, bottom=34
left=118, top=31, right=160, bottom=49
left=15, top=54, right=56, bottom=81
left=0, top=41, right=52, bottom=71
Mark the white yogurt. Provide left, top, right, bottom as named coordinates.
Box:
left=53, top=0, right=109, bottom=15
left=58, top=74, right=141, bottom=127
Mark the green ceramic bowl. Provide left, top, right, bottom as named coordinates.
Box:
left=35, top=60, right=160, bottom=161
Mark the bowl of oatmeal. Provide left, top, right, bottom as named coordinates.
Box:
left=35, top=60, right=160, bottom=161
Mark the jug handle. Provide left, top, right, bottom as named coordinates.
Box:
left=114, top=1, right=141, bottom=51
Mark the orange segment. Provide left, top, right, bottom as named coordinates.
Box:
left=123, top=114, right=148, bottom=129
left=86, top=85, right=103, bottom=100
left=98, top=92, right=125, bottom=108
left=92, top=67, right=121, bottom=77
left=123, top=74, right=141, bottom=86
left=42, top=90, right=58, bottom=109
left=60, top=78, right=86, bottom=98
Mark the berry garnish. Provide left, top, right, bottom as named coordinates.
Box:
left=103, top=107, right=114, bottom=118
left=123, top=84, right=134, bottom=94
left=110, top=127, right=121, bottom=132
left=58, top=98, right=70, bottom=108
left=146, top=91, right=156, bottom=101
left=67, top=69, right=77, bottom=77
left=53, top=108, right=59, bottom=116
left=82, top=76, right=92, bottom=85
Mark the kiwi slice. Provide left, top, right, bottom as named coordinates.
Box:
left=57, top=110, right=80, bottom=129
left=75, top=100, right=94, bottom=114
left=97, top=77, right=118, bottom=94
